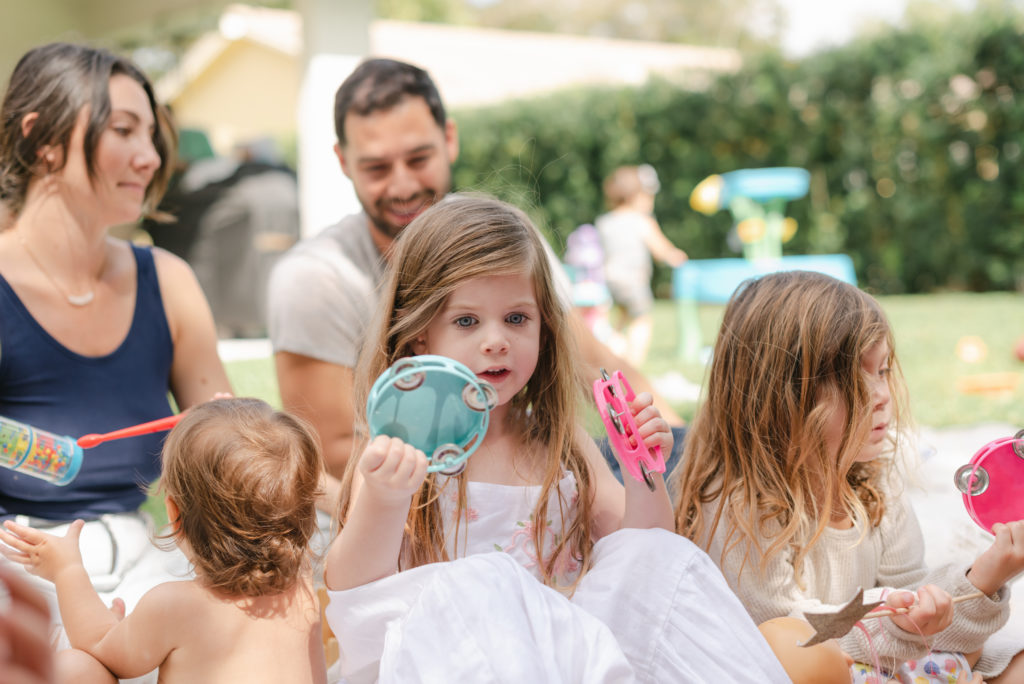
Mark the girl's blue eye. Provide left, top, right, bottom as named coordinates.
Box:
left=507, top=313, right=526, bottom=325
left=455, top=316, right=476, bottom=328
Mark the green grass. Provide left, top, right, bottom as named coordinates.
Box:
left=141, top=292, right=1019, bottom=523
left=225, top=357, right=281, bottom=408
left=645, top=292, right=1024, bottom=428
left=874, top=293, right=1023, bottom=427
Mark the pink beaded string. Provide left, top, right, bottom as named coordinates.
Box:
left=854, top=587, right=968, bottom=681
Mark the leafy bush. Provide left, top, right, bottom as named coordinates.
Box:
left=451, top=7, right=1024, bottom=295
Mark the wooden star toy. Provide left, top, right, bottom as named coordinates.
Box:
left=800, top=587, right=882, bottom=647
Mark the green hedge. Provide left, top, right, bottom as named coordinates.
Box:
left=451, top=8, right=1024, bottom=295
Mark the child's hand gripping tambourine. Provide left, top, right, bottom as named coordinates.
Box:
left=366, top=355, right=497, bottom=476
left=592, top=368, right=665, bottom=492
left=954, top=429, right=1024, bottom=534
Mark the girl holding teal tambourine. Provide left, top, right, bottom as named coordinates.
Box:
left=322, top=195, right=789, bottom=683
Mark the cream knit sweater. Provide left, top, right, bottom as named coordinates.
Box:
left=703, top=483, right=1021, bottom=677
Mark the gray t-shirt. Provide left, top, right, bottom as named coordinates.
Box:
left=268, top=209, right=571, bottom=368
left=268, top=212, right=385, bottom=367
left=595, top=209, right=653, bottom=284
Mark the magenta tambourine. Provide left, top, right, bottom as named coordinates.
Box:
left=593, top=368, right=665, bottom=491
left=953, top=429, right=1024, bottom=534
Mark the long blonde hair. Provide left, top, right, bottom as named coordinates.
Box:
left=338, top=194, right=595, bottom=586
left=673, top=271, right=908, bottom=587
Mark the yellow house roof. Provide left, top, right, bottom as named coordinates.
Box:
left=158, top=4, right=741, bottom=154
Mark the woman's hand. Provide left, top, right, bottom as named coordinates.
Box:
left=967, top=520, right=1024, bottom=596
left=357, top=435, right=429, bottom=506
left=885, top=585, right=954, bottom=636
left=0, top=519, right=85, bottom=584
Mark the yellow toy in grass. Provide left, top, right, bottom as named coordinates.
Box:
left=955, top=335, right=988, bottom=364
left=689, top=167, right=809, bottom=260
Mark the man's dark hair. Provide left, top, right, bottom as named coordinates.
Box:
left=333, top=58, right=446, bottom=145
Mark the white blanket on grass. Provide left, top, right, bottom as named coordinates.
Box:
left=325, top=528, right=789, bottom=684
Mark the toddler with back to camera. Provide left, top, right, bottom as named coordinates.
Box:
left=0, top=398, right=327, bottom=684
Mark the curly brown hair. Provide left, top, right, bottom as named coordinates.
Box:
left=159, top=398, right=322, bottom=597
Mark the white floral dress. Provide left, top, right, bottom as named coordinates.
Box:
left=324, top=474, right=789, bottom=684
left=437, top=472, right=582, bottom=586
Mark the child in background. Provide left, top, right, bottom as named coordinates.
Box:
left=673, top=270, right=1024, bottom=682
left=596, top=164, right=687, bottom=367
left=324, top=194, right=788, bottom=683
left=0, top=398, right=327, bottom=684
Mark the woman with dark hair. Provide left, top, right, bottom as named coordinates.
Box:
left=0, top=42, right=231, bottom=679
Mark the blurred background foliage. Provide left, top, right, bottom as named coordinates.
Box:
left=377, top=0, right=784, bottom=51
left=100, top=0, right=1024, bottom=299
left=450, top=5, right=1024, bottom=296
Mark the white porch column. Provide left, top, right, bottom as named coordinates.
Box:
left=294, top=0, right=372, bottom=238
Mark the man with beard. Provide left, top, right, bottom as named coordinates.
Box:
left=268, top=58, right=683, bottom=496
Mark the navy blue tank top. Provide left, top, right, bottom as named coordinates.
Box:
left=0, top=245, right=174, bottom=519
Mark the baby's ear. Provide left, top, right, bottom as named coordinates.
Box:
left=164, top=496, right=182, bottom=534
left=411, top=336, right=428, bottom=355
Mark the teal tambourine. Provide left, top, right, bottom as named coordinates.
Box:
left=366, top=355, right=497, bottom=475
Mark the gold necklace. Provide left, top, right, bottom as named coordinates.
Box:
left=17, top=232, right=96, bottom=307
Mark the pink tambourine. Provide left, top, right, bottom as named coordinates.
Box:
left=953, top=429, right=1024, bottom=534
left=592, top=369, right=665, bottom=491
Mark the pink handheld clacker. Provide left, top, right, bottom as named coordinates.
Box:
left=592, top=368, right=665, bottom=492
left=954, top=428, right=1024, bottom=534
